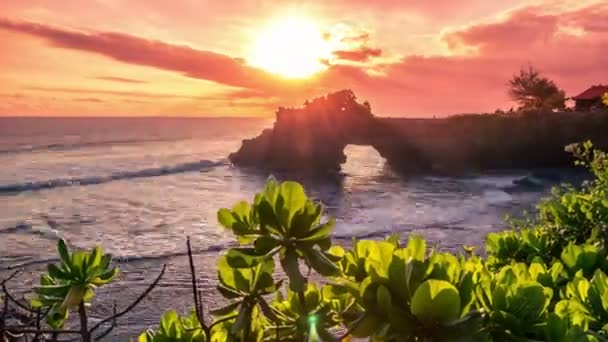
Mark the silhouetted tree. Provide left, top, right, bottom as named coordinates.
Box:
left=508, top=66, right=566, bottom=112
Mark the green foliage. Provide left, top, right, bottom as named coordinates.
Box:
left=30, top=239, right=119, bottom=329
left=486, top=142, right=608, bottom=268
left=17, top=144, right=608, bottom=341
left=139, top=310, right=206, bottom=342
left=217, top=178, right=339, bottom=292
left=213, top=256, right=280, bottom=337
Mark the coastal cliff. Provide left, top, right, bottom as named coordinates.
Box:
left=229, top=90, right=608, bottom=174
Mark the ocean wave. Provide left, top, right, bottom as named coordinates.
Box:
left=0, top=138, right=174, bottom=155
left=0, top=243, right=237, bottom=271
left=0, top=159, right=227, bottom=195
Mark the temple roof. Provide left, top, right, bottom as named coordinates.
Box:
left=572, top=85, right=608, bottom=100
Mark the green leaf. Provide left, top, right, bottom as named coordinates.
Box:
left=407, top=235, right=427, bottom=262
left=276, top=181, right=307, bottom=233
left=385, top=234, right=400, bottom=248
left=218, top=208, right=237, bottom=229
left=217, top=284, right=243, bottom=299
left=290, top=202, right=323, bottom=238
left=254, top=236, right=280, bottom=254
left=57, top=239, right=71, bottom=270
left=302, top=247, right=341, bottom=277
left=70, top=251, right=89, bottom=280
left=256, top=198, right=283, bottom=235
left=90, top=267, right=119, bottom=285
left=350, top=314, right=383, bottom=337
left=87, top=246, right=103, bottom=270
left=251, top=259, right=276, bottom=293
left=281, top=248, right=306, bottom=292
left=508, top=281, right=552, bottom=321
left=231, top=303, right=252, bottom=334
left=35, top=284, right=72, bottom=298
left=218, top=256, right=251, bottom=293
left=46, top=306, right=68, bottom=329
left=210, top=301, right=242, bottom=317
left=47, top=264, right=68, bottom=279
left=258, top=297, right=282, bottom=322
left=60, top=285, right=87, bottom=309
left=225, top=248, right=268, bottom=268
left=160, top=310, right=180, bottom=334
left=298, top=218, right=335, bottom=242
left=377, top=285, right=392, bottom=310
left=411, top=279, right=461, bottom=323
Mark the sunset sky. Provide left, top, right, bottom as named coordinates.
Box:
left=0, top=0, right=606, bottom=117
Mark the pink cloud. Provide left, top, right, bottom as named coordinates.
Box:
left=319, top=1, right=608, bottom=115
left=94, top=76, right=147, bottom=84
left=1, top=0, right=607, bottom=117
left=0, top=17, right=293, bottom=92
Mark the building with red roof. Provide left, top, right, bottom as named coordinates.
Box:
left=572, top=85, right=608, bottom=111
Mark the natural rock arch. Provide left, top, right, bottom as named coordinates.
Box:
left=229, top=90, right=431, bottom=173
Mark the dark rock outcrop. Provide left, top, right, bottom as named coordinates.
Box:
left=229, top=90, right=431, bottom=173
left=230, top=90, right=608, bottom=174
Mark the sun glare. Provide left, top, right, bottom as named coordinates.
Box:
left=248, top=17, right=331, bottom=78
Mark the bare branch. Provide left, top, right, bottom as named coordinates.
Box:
left=2, top=284, right=38, bottom=314
left=88, top=264, right=166, bottom=334
left=92, top=303, right=118, bottom=341
left=187, top=237, right=204, bottom=326
left=0, top=271, right=20, bottom=286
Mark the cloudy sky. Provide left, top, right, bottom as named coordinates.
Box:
left=0, top=0, right=606, bottom=116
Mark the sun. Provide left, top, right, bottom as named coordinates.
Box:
left=248, top=17, right=332, bottom=78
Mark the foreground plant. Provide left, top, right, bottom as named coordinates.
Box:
left=486, top=141, right=608, bottom=267
left=31, top=239, right=119, bottom=338
left=5, top=144, right=608, bottom=341
left=1, top=239, right=165, bottom=341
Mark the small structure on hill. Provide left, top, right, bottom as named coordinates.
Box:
left=572, top=85, right=608, bottom=111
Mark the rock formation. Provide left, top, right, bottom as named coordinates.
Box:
left=229, top=89, right=431, bottom=173
left=230, top=90, right=608, bottom=174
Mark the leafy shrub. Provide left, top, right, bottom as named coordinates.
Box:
left=486, top=141, right=608, bottom=268
left=31, top=239, right=119, bottom=329
left=4, top=145, right=608, bottom=341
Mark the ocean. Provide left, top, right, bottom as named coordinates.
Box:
left=0, top=117, right=572, bottom=339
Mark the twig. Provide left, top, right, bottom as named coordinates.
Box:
left=88, top=264, right=166, bottom=334
left=0, top=271, right=20, bottom=286
left=187, top=237, right=204, bottom=326
left=78, top=301, right=91, bottom=342
left=33, top=309, right=41, bottom=342
left=2, top=284, right=38, bottom=313
left=92, top=303, right=118, bottom=341
left=1, top=292, right=8, bottom=340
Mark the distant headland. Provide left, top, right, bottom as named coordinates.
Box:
left=229, top=89, right=608, bottom=174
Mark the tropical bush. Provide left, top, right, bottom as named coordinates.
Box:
left=2, top=142, right=608, bottom=341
